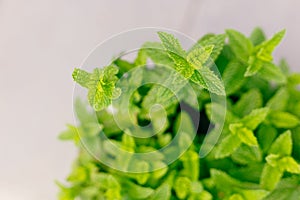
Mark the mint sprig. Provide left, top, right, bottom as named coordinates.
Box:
left=72, top=65, right=121, bottom=111
left=59, top=28, right=300, bottom=200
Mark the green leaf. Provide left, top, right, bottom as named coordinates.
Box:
left=279, top=59, right=290, bottom=75
left=72, top=68, right=91, bottom=88
left=232, top=89, right=263, bottom=117
left=158, top=133, right=172, bottom=147
left=189, top=70, right=206, bottom=89
left=134, top=161, right=150, bottom=185
left=205, top=103, right=237, bottom=125
left=106, top=175, right=121, bottom=189
left=288, top=73, right=300, bottom=86
left=178, top=132, right=193, bottom=151
left=265, top=154, right=281, bottom=167
left=263, top=177, right=300, bottom=200
left=151, top=161, right=168, bottom=180
left=180, top=150, right=200, bottom=181
left=80, top=186, right=99, bottom=199
left=210, top=169, right=258, bottom=191
left=257, top=124, right=278, bottom=153
left=194, top=67, right=226, bottom=96
left=187, top=45, right=214, bottom=69
left=189, top=190, right=213, bottom=200
left=260, top=164, right=283, bottom=191
left=277, top=156, right=300, bottom=174
left=73, top=66, right=121, bottom=111
left=249, top=27, right=266, bottom=46
left=222, top=61, right=247, bottom=95
left=172, top=54, right=195, bottom=78
left=229, top=163, right=264, bottom=183
left=231, top=145, right=262, bottom=165
left=175, top=111, right=194, bottom=135
left=59, top=124, right=78, bottom=141
left=121, top=132, right=136, bottom=152
left=255, top=29, right=286, bottom=62
left=215, top=134, right=242, bottom=158
left=190, top=181, right=204, bottom=194
left=134, top=48, right=148, bottom=67
left=230, top=123, right=258, bottom=146
left=292, top=126, right=300, bottom=160
left=245, top=55, right=264, bottom=76
left=198, top=33, right=215, bottom=43
left=149, top=183, right=171, bottom=200
left=157, top=33, right=225, bottom=96
left=174, top=176, right=191, bottom=199
left=191, top=34, right=226, bottom=61
left=151, top=106, right=169, bottom=135
left=268, top=111, right=300, bottom=128
left=245, top=30, right=286, bottom=77
left=141, top=70, right=187, bottom=111
left=105, top=188, right=121, bottom=200
left=256, top=62, right=287, bottom=84
left=200, top=34, right=226, bottom=60
left=158, top=32, right=186, bottom=58
left=211, top=168, right=240, bottom=191
left=229, top=194, right=244, bottom=200
left=157, top=32, right=194, bottom=79
left=266, top=154, right=300, bottom=174
left=241, top=107, right=269, bottom=130
left=56, top=182, right=78, bottom=200
left=141, top=42, right=173, bottom=66
left=268, top=130, right=293, bottom=156
left=226, top=29, right=253, bottom=61
left=124, top=181, right=154, bottom=199
left=266, top=87, right=289, bottom=111
left=239, top=188, right=269, bottom=200
left=67, top=166, right=88, bottom=183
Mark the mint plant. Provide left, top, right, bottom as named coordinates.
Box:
left=58, top=28, right=300, bottom=200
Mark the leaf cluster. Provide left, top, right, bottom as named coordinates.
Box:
left=59, top=28, right=300, bottom=200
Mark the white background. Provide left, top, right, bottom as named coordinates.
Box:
left=0, top=0, right=299, bottom=199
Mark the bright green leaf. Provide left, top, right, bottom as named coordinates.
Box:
left=174, top=176, right=191, bottom=199
left=222, top=61, right=247, bottom=95
left=249, top=27, right=266, bottom=46
left=149, top=183, right=171, bottom=200
left=263, top=177, right=300, bottom=200
left=196, top=67, right=226, bottom=96
left=266, top=87, right=289, bottom=111
left=231, top=145, right=262, bottom=165
left=72, top=68, right=91, bottom=88
left=215, top=134, right=242, bottom=158
left=226, top=29, right=253, bottom=61
left=277, top=156, right=300, bottom=174
left=233, top=89, right=263, bottom=117
left=257, top=124, right=278, bottom=153
left=187, top=45, right=214, bottom=69
left=229, top=194, right=244, bottom=200
left=73, top=66, right=121, bottom=111
left=245, top=56, right=264, bottom=76
left=192, top=34, right=226, bottom=61
left=269, top=130, right=293, bottom=156
left=241, top=107, right=269, bottom=130
left=230, top=123, right=258, bottom=146
left=260, top=164, right=283, bottom=191
left=268, top=111, right=300, bottom=128
left=255, top=29, right=286, bottom=62
left=256, top=62, right=287, bottom=84
left=124, top=181, right=154, bottom=199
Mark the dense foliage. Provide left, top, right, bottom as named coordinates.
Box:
left=58, top=28, right=300, bottom=200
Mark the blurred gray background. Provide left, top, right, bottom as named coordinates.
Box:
left=0, top=0, right=299, bottom=199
